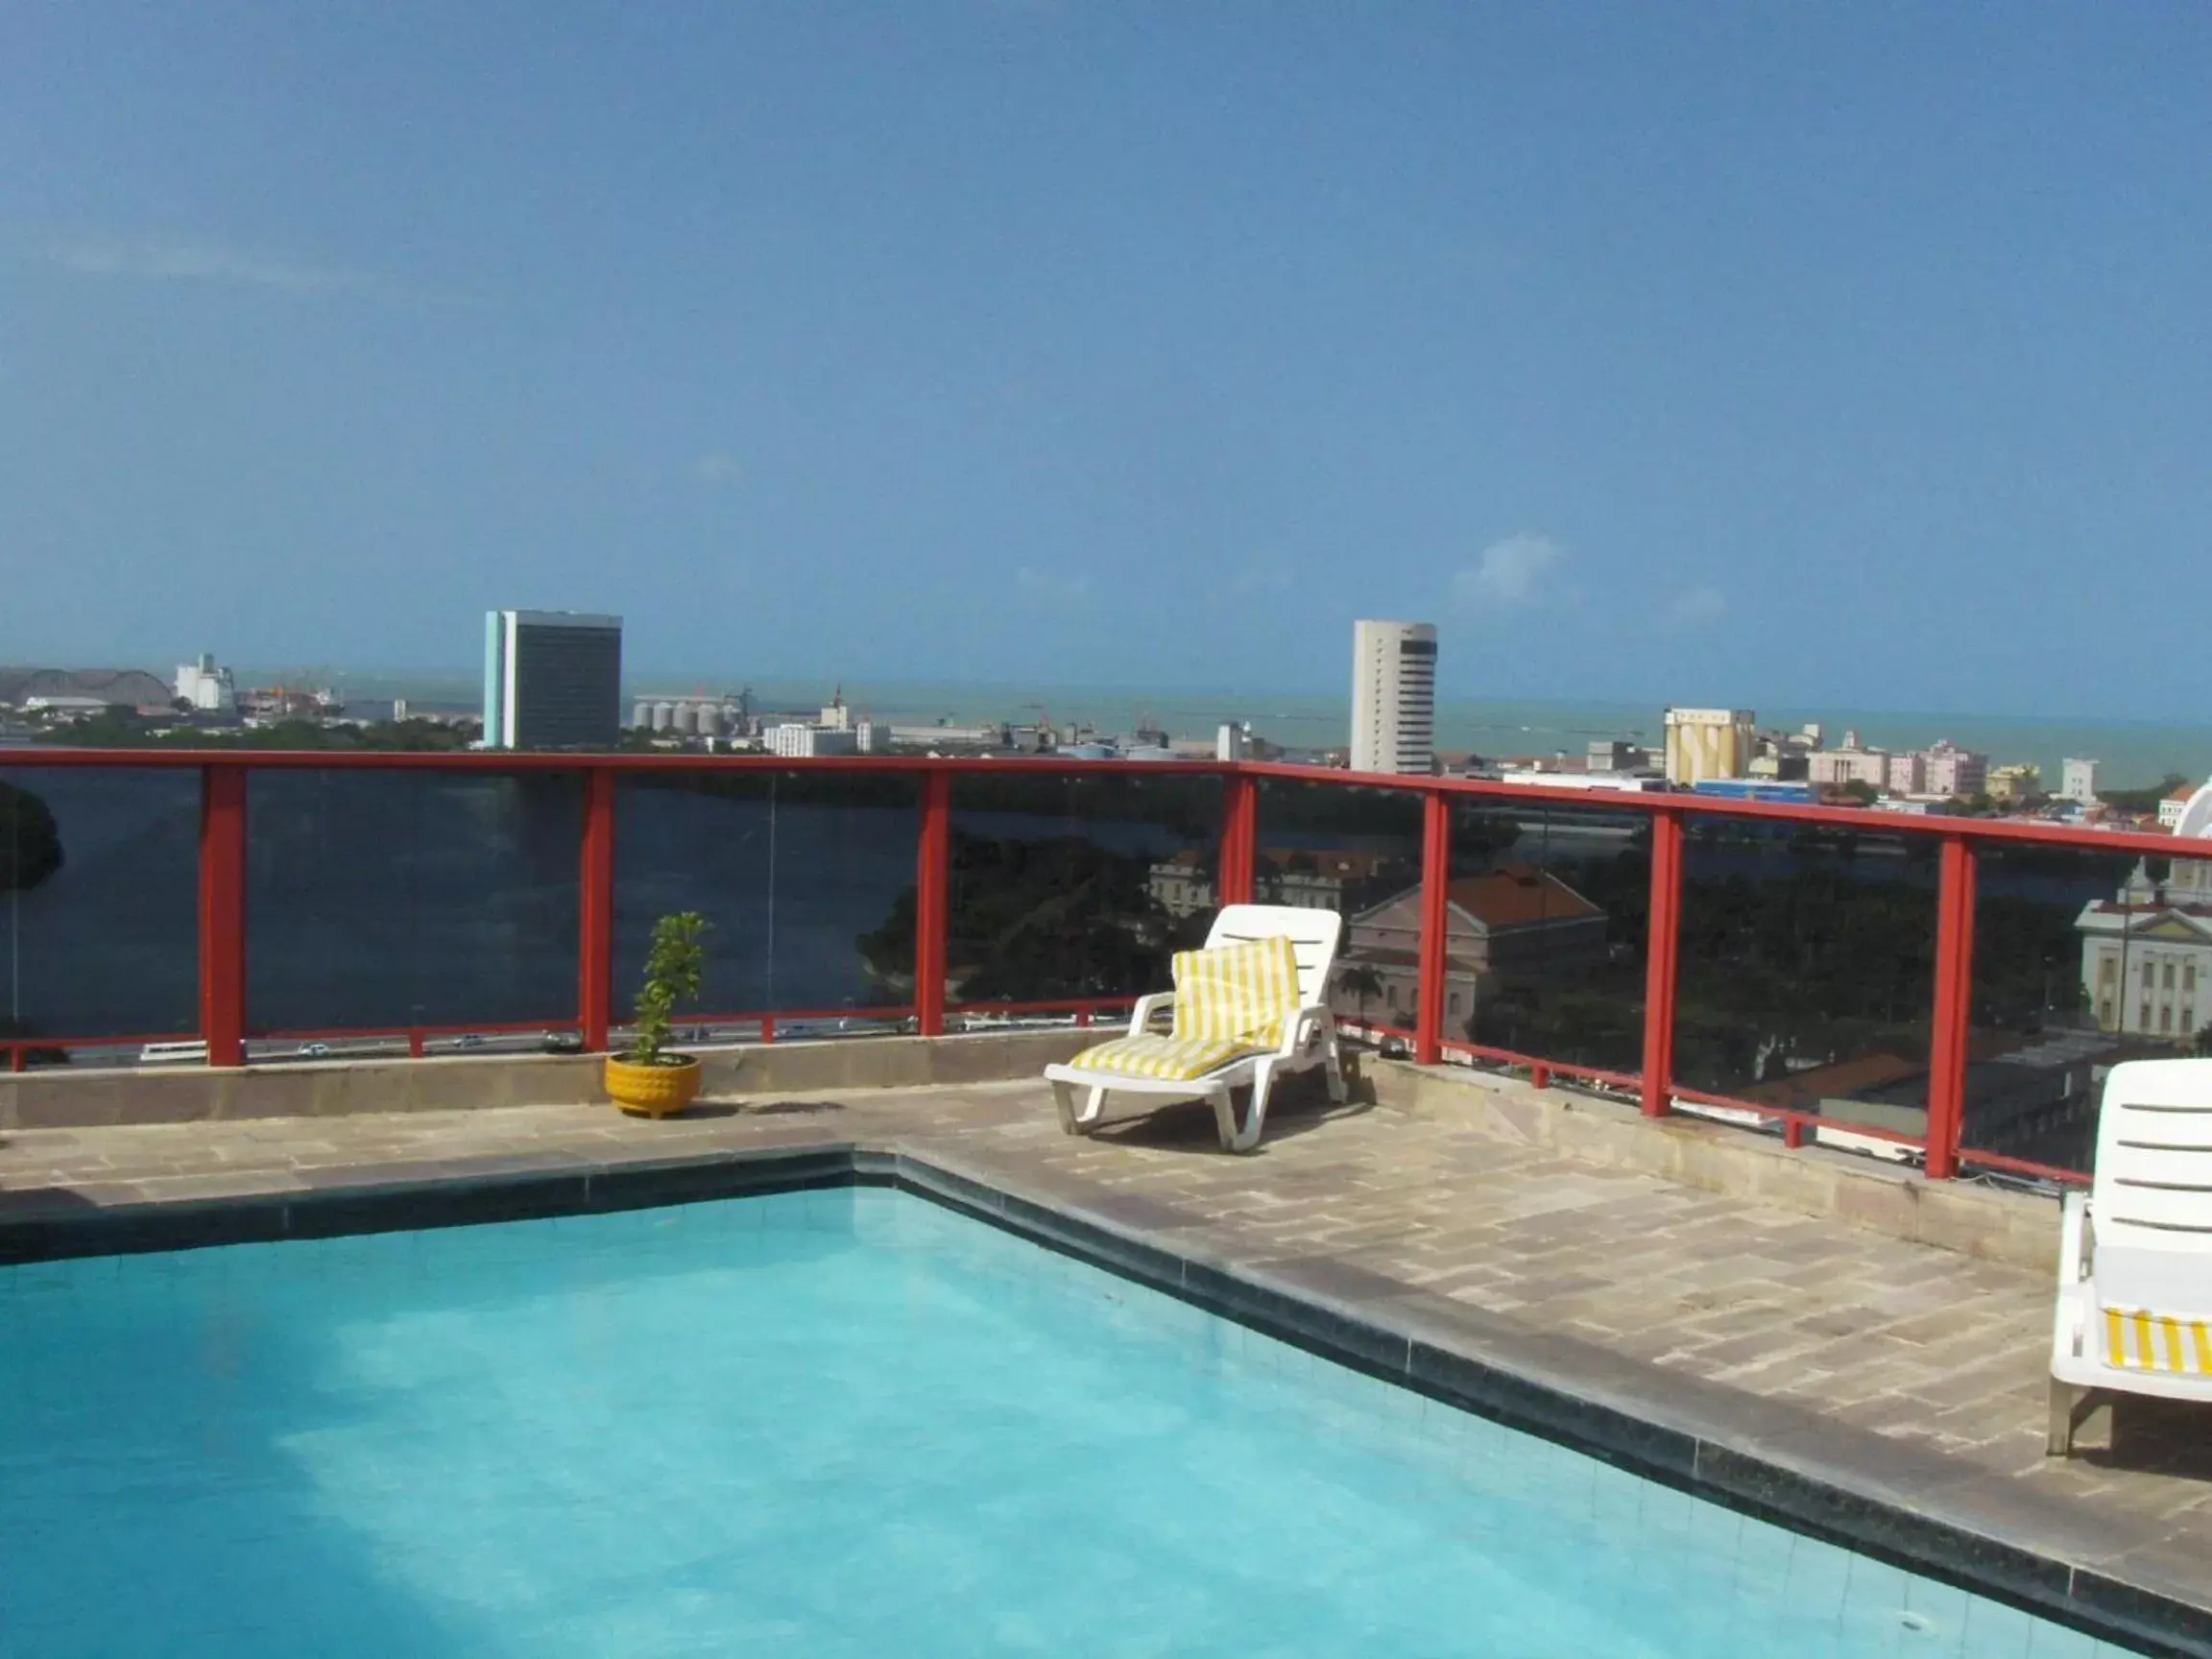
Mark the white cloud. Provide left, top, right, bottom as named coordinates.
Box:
left=694, top=453, right=740, bottom=486
left=1666, top=585, right=1727, bottom=625
left=37, top=232, right=369, bottom=294
left=1226, top=561, right=1292, bottom=596
left=1454, top=534, right=1563, bottom=607
left=1016, top=565, right=1092, bottom=602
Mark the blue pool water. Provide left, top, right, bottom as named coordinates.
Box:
left=0, top=1190, right=2140, bottom=1657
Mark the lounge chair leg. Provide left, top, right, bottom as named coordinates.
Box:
left=2046, top=1379, right=2078, bottom=1457
left=1207, top=1086, right=1240, bottom=1152
left=1222, top=1062, right=1276, bottom=1154
left=1323, top=1034, right=1348, bottom=1104
left=1052, top=1081, right=1108, bottom=1136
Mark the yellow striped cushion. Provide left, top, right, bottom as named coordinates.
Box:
left=2103, top=1307, right=2212, bottom=1375
left=1171, top=935, right=1302, bottom=1048
left=1066, top=1033, right=1263, bottom=1082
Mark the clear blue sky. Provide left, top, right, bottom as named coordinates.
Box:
left=4, top=4, right=2207, bottom=717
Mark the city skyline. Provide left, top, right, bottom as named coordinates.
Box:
left=6, top=9, right=2212, bottom=719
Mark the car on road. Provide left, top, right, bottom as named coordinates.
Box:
left=456, top=1034, right=486, bottom=1048
left=297, top=1042, right=332, bottom=1058
left=541, top=1031, right=584, bottom=1054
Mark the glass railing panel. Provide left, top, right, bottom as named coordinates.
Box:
left=1674, top=812, right=1940, bottom=1153
left=246, top=768, right=584, bottom=1037
left=1254, top=779, right=1424, bottom=1043
left=1, top=765, right=200, bottom=1060
left=1449, top=795, right=1649, bottom=1082
left=1960, top=838, right=2180, bottom=1181
left=615, top=770, right=920, bottom=1033
left=943, top=769, right=1224, bottom=1017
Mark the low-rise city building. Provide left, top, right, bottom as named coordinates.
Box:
left=2061, top=757, right=2100, bottom=805
left=1922, top=739, right=1988, bottom=799
left=174, top=654, right=237, bottom=715
left=1690, top=779, right=1815, bottom=805
left=767, top=723, right=860, bottom=757
left=1585, top=739, right=1651, bottom=773
left=1498, top=770, right=1667, bottom=793
left=1807, top=742, right=1889, bottom=788
left=885, top=724, right=998, bottom=749
left=1886, top=752, right=1928, bottom=795
left=1145, top=848, right=1394, bottom=920
left=1662, top=708, right=1755, bottom=785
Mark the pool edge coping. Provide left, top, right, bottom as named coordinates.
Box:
left=0, top=1140, right=2202, bottom=1658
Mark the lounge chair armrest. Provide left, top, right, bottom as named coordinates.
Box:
left=1279, top=1003, right=1334, bottom=1056
left=1128, top=993, right=1175, bottom=1036
left=2057, top=1190, right=2092, bottom=1286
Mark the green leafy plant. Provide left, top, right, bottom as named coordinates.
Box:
left=627, top=912, right=707, bottom=1066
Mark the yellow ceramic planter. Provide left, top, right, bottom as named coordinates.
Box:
left=603, top=1054, right=702, bottom=1118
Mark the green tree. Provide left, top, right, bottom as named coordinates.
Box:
left=0, top=779, right=63, bottom=893
left=1338, top=965, right=1384, bottom=1017
left=857, top=829, right=1182, bottom=1001
left=628, top=912, right=707, bottom=1066
left=2102, top=773, right=2191, bottom=813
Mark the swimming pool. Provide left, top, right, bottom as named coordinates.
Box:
left=0, top=1188, right=2140, bottom=1656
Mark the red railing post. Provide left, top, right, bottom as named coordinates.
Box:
left=1415, top=788, right=1452, bottom=1066
left=915, top=770, right=951, bottom=1037
left=198, top=762, right=248, bottom=1068
left=1639, top=807, right=1684, bottom=1118
left=1218, top=770, right=1258, bottom=907
left=578, top=766, right=614, bottom=1053
left=1924, top=835, right=1977, bottom=1180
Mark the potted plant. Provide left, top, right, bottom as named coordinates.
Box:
left=604, top=911, right=709, bottom=1118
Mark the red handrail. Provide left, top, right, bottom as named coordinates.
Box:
left=577, top=765, right=615, bottom=1052
left=6, top=746, right=2189, bottom=1183
left=197, top=762, right=248, bottom=1069
left=1640, top=807, right=1686, bottom=1119
left=914, top=772, right=951, bottom=1038
left=1414, top=791, right=1452, bottom=1067
left=1923, top=836, right=1978, bottom=1180
left=1218, top=772, right=1258, bottom=906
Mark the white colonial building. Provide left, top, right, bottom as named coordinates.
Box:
left=1334, top=864, right=1609, bottom=1031
left=2077, top=857, right=2212, bottom=1044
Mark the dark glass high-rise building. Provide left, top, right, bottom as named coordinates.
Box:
left=481, top=610, right=623, bottom=750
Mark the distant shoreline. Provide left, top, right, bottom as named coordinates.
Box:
left=242, top=667, right=2212, bottom=794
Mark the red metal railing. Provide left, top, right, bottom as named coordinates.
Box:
left=8, top=746, right=2210, bottom=1184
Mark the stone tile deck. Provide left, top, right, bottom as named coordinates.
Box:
left=4, top=1075, right=2208, bottom=1647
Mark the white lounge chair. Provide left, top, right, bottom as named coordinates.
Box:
left=1044, top=904, right=1345, bottom=1153
left=2049, top=1057, right=2212, bottom=1455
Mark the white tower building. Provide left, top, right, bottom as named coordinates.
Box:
left=1349, top=620, right=1437, bottom=776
